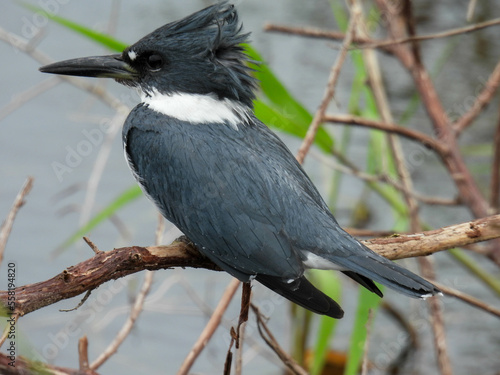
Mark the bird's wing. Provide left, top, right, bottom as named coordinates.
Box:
left=124, top=106, right=440, bottom=300
left=123, top=108, right=331, bottom=280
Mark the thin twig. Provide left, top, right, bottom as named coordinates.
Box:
left=263, top=23, right=392, bottom=52
left=387, top=0, right=422, bottom=229
left=251, top=304, right=308, bottom=375
left=0, top=78, right=60, bottom=121
left=236, top=282, right=252, bottom=348
left=467, top=0, right=478, bottom=22
left=0, top=27, right=126, bottom=111
left=176, top=276, right=296, bottom=365
left=356, top=17, right=500, bottom=50
left=401, top=3, right=452, bottom=373
left=361, top=309, right=374, bottom=375
left=432, top=281, right=500, bottom=318
left=78, top=109, right=128, bottom=228
left=0, top=313, right=18, bottom=348
left=72, top=0, right=124, bottom=229
left=0, top=177, right=33, bottom=265
left=78, top=336, right=90, bottom=371
left=177, top=278, right=241, bottom=375
left=83, top=236, right=101, bottom=254
left=90, top=217, right=164, bottom=370
left=296, top=3, right=360, bottom=164
left=419, top=258, right=453, bottom=375
left=265, top=18, right=500, bottom=53
left=224, top=340, right=234, bottom=375
left=312, top=149, right=460, bottom=207
left=323, top=113, right=446, bottom=154
left=489, top=99, right=500, bottom=213
left=0, top=351, right=99, bottom=375
left=375, top=0, right=488, bottom=219
left=60, top=289, right=93, bottom=312
left=90, top=271, right=155, bottom=370
left=360, top=3, right=421, bottom=230
left=235, top=322, right=246, bottom=375
left=234, top=282, right=252, bottom=374
left=453, top=60, right=500, bottom=134
left=382, top=301, right=418, bottom=373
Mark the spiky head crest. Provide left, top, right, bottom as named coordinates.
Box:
left=122, top=2, right=256, bottom=107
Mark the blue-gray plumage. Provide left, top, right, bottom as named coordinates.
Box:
left=39, top=2, right=440, bottom=318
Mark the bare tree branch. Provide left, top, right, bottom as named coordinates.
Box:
left=357, top=17, right=500, bottom=50
left=0, top=352, right=99, bottom=375
left=365, top=215, right=500, bottom=260
left=177, top=278, right=241, bottom=375
left=0, top=27, right=127, bottom=112
left=490, top=99, right=500, bottom=213
left=89, top=217, right=163, bottom=370
left=432, top=281, right=500, bottom=318
left=453, top=60, right=500, bottom=134
left=374, top=0, right=488, bottom=220
left=0, top=177, right=33, bottom=265
left=0, top=215, right=498, bottom=318
left=264, top=18, right=500, bottom=52
left=296, top=3, right=360, bottom=164
left=323, top=113, right=446, bottom=154
left=78, top=336, right=90, bottom=372
left=251, top=304, right=308, bottom=375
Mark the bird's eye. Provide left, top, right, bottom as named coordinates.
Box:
left=145, top=53, right=164, bottom=71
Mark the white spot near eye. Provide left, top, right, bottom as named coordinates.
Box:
left=128, top=50, right=137, bottom=61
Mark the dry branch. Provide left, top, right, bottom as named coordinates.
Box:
left=265, top=5, right=497, bottom=220
left=0, top=177, right=33, bottom=265
left=365, top=214, right=500, bottom=259
left=323, top=114, right=446, bottom=154
left=0, top=239, right=221, bottom=316
left=374, top=0, right=488, bottom=220
left=90, top=216, right=164, bottom=370
left=264, top=17, right=500, bottom=51
left=296, top=3, right=360, bottom=164
left=251, top=304, right=308, bottom=375
left=177, top=278, right=240, bottom=375
left=432, top=281, right=500, bottom=318
left=490, top=100, right=500, bottom=213
left=0, top=352, right=99, bottom=375
left=453, top=60, right=500, bottom=134
left=0, top=215, right=498, bottom=318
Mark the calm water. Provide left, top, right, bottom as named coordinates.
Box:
left=1, top=1, right=499, bottom=374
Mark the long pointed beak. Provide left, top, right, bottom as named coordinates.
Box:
left=39, top=53, right=137, bottom=80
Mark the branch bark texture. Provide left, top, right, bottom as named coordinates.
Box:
left=1, top=215, right=499, bottom=317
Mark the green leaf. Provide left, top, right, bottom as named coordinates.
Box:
left=344, top=286, right=382, bottom=375
left=54, top=185, right=142, bottom=255
left=21, top=3, right=127, bottom=52
left=254, top=100, right=333, bottom=153
left=330, top=0, right=349, bottom=32
left=449, top=248, right=500, bottom=296
left=309, top=270, right=342, bottom=375
left=461, top=143, right=493, bottom=157
left=247, top=46, right=335, bottom=152
left=245, top=45, right=313, bottom=127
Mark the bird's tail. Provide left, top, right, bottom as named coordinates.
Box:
left=326, top=242, right=441, bottom=299
left=256, top=274, right=344, bottom=319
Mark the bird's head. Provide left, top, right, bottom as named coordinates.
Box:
left=40, top=2, right=257, bottom=107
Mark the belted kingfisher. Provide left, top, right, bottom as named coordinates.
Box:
left=40, top=2, right=439, bottom=318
